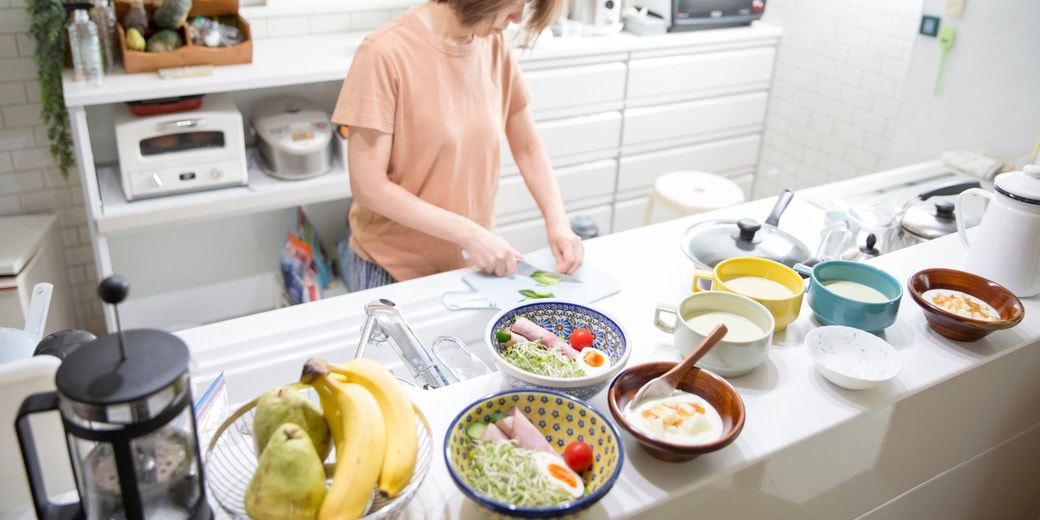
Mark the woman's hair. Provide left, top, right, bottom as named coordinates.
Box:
left=436, top=0, right=566, bottom=46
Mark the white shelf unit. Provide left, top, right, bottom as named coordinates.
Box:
left=65, top=25, right=781, bottom=332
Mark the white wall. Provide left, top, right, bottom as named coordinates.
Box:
left=755, top=0, right=1039, bottom=200
left=890, top=0, right=1040, bottom=168
left=754, top=0, right=924, bottom=199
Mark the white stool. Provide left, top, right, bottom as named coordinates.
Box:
left=643, top=170, right=746, bottom=225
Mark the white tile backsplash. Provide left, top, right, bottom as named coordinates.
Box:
left=755, top=1, right=925, bottom=196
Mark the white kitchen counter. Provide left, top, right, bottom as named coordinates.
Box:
left=173, top=160, right=1040, bottom=518
left=6, top=161, right=1036, bottom=518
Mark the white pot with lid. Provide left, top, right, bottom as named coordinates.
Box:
left=956, top=159, right=1040, bottom=297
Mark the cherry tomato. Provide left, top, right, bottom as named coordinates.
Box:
left=563, top=440, right=594, bottom=473
left=569, top=328, right=594, bottom=351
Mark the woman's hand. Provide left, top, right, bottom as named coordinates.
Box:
left=547, top=223, right=584, bottom=275
left=461, top=226, right=522, bottom=277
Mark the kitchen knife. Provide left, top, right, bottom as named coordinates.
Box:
left=516, top=259, right=581, bottom=284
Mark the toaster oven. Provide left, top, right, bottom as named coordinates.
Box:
left=636, top=0, right=766, bottom=32
left=113, top=93, right=248, bottom=201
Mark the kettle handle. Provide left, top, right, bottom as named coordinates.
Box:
left=955, top=188, right=991, bottom=249
left=15, top=391, right=81, bottom=520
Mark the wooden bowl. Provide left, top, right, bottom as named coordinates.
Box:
left=607, top=361, right=745, bottom=462
left=907, top=268, right=1025, bottom=342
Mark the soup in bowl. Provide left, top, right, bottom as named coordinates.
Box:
left=693, top=257, right=804, bottom=332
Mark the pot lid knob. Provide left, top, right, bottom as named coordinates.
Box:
left=843, top=233, right=881, bottom=261
left=933, top=200, right=955, bottom=220
left=735, top=218, right=761, bottom=243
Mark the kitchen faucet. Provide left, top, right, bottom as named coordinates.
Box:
left=355, top=299, right=489, bottom=389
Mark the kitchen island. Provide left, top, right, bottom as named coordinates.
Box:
left=178, top=160, right=1040, bottom=519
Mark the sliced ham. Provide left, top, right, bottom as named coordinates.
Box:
left=509, top=317, right=580, bottom=360
left=495, top=416, right=515, bottom=438
left=508, top=407, right=557, bottom=455
left=479, top=422, right=510, bottom=443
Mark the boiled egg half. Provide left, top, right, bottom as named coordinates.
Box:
left=576, top=347, right=610, bottom=377
left=533, top=452, right=585, bottom=498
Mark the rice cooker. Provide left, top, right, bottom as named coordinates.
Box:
left=252, top=97, right=333, bottom=180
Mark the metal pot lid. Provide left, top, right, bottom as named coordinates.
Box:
left=900, top=200, right=980, bottom=239
left=994, top=162, right=1040, bottom=205
left=680, top=217, right=811, bottom=268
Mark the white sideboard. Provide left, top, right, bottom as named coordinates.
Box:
left=63, top=23, right=781, bottom=332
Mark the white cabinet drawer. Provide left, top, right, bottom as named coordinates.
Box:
left=612, top=197, right=649, bottom=234
left=502, top=111, right=623, bottom=167
left=622, top=92, right=767, bottom=148
left=524, top=63, right=627, bottom=113
left=496, top=160, right=617, bottom=217
left=627, top=47, right=775, bottom=103
left=498, top=205, right=613, bottom=254
left=618, top=135, right=761, bottom=192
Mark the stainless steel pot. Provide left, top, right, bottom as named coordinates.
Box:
left=847, top=180, right=982, bottom=254
left=679, top=189, right=812, bottom=269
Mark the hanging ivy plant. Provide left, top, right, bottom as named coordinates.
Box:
left=27, top=0, right=75, bottom=180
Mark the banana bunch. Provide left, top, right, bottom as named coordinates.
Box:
left=300, top=357, right=419, bottom=520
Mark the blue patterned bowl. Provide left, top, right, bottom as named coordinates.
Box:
left=444, top=389, right=624, bottom=519
left=484, top=300, right=630, bottom=400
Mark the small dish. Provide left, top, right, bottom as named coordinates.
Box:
left=804, top=325, right=901, bottom=390
left=907, top=268, right=1025, bottom=342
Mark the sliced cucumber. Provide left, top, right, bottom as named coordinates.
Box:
left=488, top=411, right=508, bottom=423
left=495, top=330, right=512, bottom=343
left=466, top=421, right=488, bottom=440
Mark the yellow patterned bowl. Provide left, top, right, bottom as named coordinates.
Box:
left=444, top=389, right=624, bottom=519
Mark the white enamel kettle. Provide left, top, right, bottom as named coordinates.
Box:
left=956, top=158, right=1040, bottom=297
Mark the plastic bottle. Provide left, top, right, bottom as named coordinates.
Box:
left=68, top=9, right=104, bottom=86
left=90, top=0, right=120, bottom=70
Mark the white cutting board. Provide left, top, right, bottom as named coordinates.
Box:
left=446, top=248, right=620, bottom=310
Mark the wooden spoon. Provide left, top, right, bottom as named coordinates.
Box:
left=626, top=323, right=728, bottom=413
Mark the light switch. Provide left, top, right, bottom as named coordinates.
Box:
left=946, top=0, right=964, bottom=17
left=920, top=15, right=940, bottom=37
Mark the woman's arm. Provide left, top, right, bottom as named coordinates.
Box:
left=348, top=126, right=521, bottom=276
left=506, top=106, right=584, bottom=274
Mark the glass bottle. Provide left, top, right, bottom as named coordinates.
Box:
left=68, top=9, right=104, bottom=86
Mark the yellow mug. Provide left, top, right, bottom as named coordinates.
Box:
left=692, top=257, right=804, bottom=332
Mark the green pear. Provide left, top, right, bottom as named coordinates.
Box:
left=252, top=385, right=332, bottom=460
left=245, top=422, right=328, bottom=520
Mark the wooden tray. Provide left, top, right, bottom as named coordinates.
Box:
left=115, top=0, right=252, bottom=74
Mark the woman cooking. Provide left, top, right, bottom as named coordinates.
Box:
left=332, top=0, right=584, bottom=291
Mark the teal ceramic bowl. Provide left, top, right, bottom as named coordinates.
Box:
left=444, top=389, right=624, bottom=519
left=795, top=260, right=903, bottom=333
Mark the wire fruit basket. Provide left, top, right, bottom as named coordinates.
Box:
left=204, top=388, right=432, bottom=519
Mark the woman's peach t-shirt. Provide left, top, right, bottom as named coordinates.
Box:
left=332, top=9, right=530, bottom=282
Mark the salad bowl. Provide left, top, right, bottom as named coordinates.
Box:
left=444, top=389, right=624, bottom=519
left=484, top=300, right=630, bottom=400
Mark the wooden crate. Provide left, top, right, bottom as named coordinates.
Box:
left=115, top=0, right=252, bottom=74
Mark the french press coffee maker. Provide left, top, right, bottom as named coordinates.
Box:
left=16, top=276, right=212, bottom=519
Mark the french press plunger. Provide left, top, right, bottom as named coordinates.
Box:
left=16, top=276, right=212, bottom=520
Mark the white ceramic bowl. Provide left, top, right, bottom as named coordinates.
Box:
left=804, top=325, right=901, bottom=390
